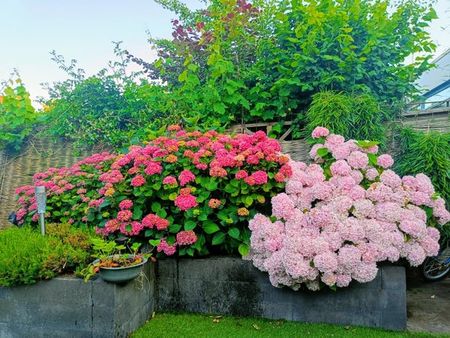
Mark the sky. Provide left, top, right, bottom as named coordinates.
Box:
left=0, top=0, right=449, bottom=103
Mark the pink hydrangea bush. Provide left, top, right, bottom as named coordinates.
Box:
left=246, top=127, right=449, bottom=291
left=15, top=127, right=291, bottom=257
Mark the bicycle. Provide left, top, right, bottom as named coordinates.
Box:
left=422, top=242, right=450, bottom=281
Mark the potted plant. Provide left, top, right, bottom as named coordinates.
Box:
left=82, top=238, right=150, bottom=284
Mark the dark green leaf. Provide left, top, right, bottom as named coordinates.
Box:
left=184, top=220, right=197, bottom=230
left=212, top=232, right=226, bottom=245
left=203, top=221, right=220, bottom=234
left=228, top=227, right=240, bottom=239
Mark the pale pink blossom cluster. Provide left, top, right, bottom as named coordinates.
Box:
left=246, top=127, right=449, bottom=291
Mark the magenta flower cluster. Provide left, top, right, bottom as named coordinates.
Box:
left=15, top=127, right=291, bottom=258
left=246, top=127, right=449, bottom=291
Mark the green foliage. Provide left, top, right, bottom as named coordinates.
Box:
left=136, top=0, right=436, bottom=133
left=42, top=0, right=437, bottom=151
left=42, top=43, right=169, bottom=150
left=0, top=227, right=53, bottom=286
left=44, top=76, right=127, bottom=148
left=46, top=222, right=95, bottom=251
left=304, top=91, right=387, bottom=145
left=122, top=83, right=173, bottom=145
left=394, top=127, right=450, bottom=204
left=0, top=76, right=37, bottom=153
left=258, top=0, right=436, bottom=109
left=90, top=237, right=126, bottom=258
left=0, top=226, right=93, bottom=287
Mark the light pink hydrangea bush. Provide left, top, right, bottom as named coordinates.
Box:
left=246, top=127, right=450, bottom=291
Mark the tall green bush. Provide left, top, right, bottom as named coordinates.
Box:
left=304, top=91, right=387, bottom=145
left=44, top=76, right=127, bottom=148
left=42, top=0, right=438, bottom=150
left=394, top=128, right=450, bottom=203
left=42, top=44, right=170, bottom=151
left=129, top=0, right=436, bottom=130
left=257, top=0, right=436, bottom=111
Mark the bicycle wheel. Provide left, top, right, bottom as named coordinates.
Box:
left=422, top=256, right=450, bottom=281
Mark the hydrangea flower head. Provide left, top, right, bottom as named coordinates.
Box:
left=247, top=129, right=446, bottom=291
left=311, top=126, right=330, bottom=138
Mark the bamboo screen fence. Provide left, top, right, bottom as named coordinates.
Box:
left=0, top=138, right=90, bottom=226
left=0, top=108, right=448, bottom=227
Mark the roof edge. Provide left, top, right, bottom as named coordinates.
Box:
left=432, top=47, right=450, bottom=64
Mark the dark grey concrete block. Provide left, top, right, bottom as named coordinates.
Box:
left=0, top=262, right=155, bottom=338
left=113, top=263, right=155, bottom=337
left=381, top=264, right=407, bottom=289
left=0, top=256, right=407, bottom=335
left=156, top=257, right=406, bottom=331
left=0, top=323, right=92, bottom=338
left=0, top=277, right=92, bottom=332
left=156, top=258, right=177, bottom=279
left=174, top=279, right=263, bottom=317
left=260, top=301, right=294, bottom=320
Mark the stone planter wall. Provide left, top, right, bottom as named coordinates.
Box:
left=0, top=263, right=155, bottom=338
left=0, top=257, right=406, bottom=337
left=156, top=257, right=406, bottom=331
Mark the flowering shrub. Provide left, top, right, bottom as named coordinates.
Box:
left=246, top=127, right=450, bottom=291
left=15, top=127, right=291, bottom=257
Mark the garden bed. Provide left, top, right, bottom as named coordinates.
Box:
left=0, top=263, right=155, bottom=338
left=0, top=256, right=406, bottom=337
left=156, top=257, right=407, bottom=331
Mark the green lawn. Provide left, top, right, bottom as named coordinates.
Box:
left=132, top=313, right=442, bottom=338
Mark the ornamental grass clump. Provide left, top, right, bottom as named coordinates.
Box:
left=246, top=127, right=450, bottom=291
left=15, top=126, right=291, bottom=257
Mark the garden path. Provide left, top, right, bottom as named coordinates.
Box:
left=407, top=275, right=450, bottom=333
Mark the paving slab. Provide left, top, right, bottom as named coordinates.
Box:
left=407, top=274, right=450, bottom=334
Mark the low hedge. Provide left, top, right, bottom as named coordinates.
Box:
left=0, top=225, right=93, bottom=287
